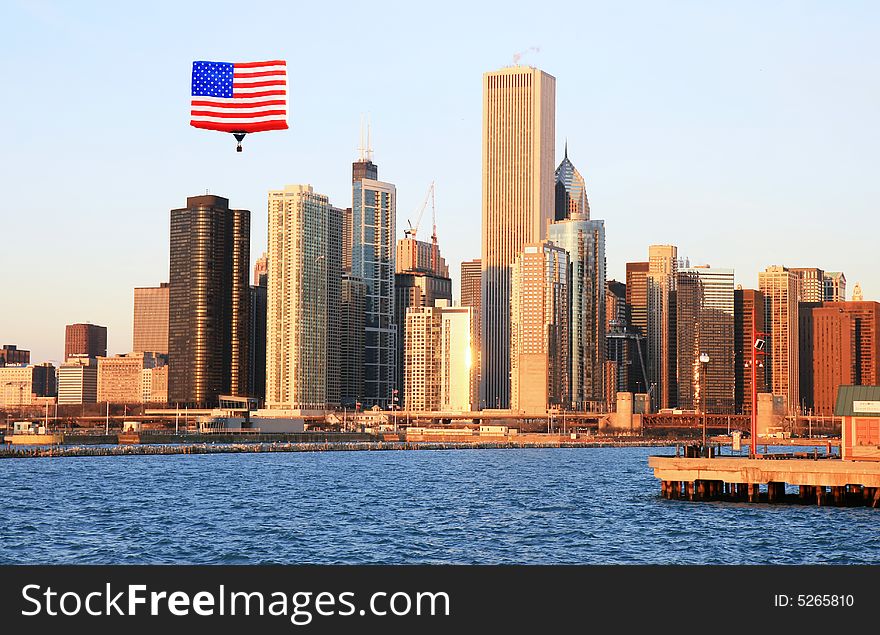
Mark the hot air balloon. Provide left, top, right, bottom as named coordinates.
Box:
left=190, top=60, right=288, bottom=151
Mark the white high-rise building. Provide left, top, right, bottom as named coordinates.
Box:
left=266, top=184, right=341, bottom=410
left=481, top=65, right=556, bottom=410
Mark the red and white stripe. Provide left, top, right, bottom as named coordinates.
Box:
left=191, top=60, right=288, bottom=133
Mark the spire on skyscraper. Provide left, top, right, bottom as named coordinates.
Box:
left=554, top=144, right=590, bottom=221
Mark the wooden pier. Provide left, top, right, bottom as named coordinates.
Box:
left=649, top=455, right=880, bottom=507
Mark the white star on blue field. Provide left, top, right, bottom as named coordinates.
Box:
left=192, top=61, right=234, bottom=97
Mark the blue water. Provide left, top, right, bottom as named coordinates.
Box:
left=0, top=447, right=877, bottom=564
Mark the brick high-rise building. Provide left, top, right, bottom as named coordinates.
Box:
left=481, top=65, right=555, bottom=410
left=97, top=352, right=161, bottom=404
left=133, top=283, right=169, bottom=355
left=811, top=305, right=855, bottom=415
left=734, top=288, right=767, bottom=414
left=809, top=301, right=880, bottom=415
left=168, top=195, right=250, bottom=406
left=65, top=323, right=107, bottom=360
left=791, top=267, right=825, bottom=303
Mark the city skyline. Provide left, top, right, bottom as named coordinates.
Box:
left=4, top=2, right=880, bottom=364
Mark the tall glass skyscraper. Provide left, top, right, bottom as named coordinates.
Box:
left=676, top=266, right=735, bottom=414
left=548, top=148, right=605, bottom=408
left=168, top=195, right=250, bottom=406
left=352, top=156, right=397, bottom=408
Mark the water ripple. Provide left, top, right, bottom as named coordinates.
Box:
left=0, top=447, right=877, bottom=564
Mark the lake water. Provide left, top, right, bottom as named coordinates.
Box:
left=1, top=446, right=877, bottom=564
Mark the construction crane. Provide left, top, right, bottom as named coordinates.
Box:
left=404, top=181, right=440, bottom=273
left=404, top=181, right=434, bottom=240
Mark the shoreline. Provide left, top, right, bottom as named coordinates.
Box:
left=0, top=439, right=688, bottom=459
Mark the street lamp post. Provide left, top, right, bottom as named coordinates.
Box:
left=699, top=353, right=710, bottom=455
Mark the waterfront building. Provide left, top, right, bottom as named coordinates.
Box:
left=460, top=258, right=482, bottom=407
left=675, top=266, right=735, bottom=414
left=404, top=300, right=476, bottom=413
left=249, top=279, right=267, bottom=404
left=0, top=345, right=30, bottom=367
left=811, top=301, right=880, bottom=415
left=824, top=271, right=846, bottom=302
left=548, top=204, right=605, bottom=408
left=97, top=352, right=160, bottom=404
left=132, top=283, right=169, bottom=355
left=64, top=323, right=107, bottom=360
left=351, top=152, right=397, bottom=408
left=340, top=274, right=366, bottom=408
left=625, top=262, right=650, bottom=393
left=510, top=242, right=568, bottom=412
left=142, top=365, right=168, bottom=404
left=266, top=185, right=341, bottom=411
left=734, top=288, right=768, bottom=414
left=758, top=265, right=800, bottom=413
left=647, top=245, right=678, bottom=409
left=481, top=65, right=556, bottom=410
left=811, top=306, right=855, bottom=416
left=168, top=194, right=250, bottom=406
left=57, top=356, right=98, bottom=405
left=0, top=364, right=54, bottom=407
left=791, top=267, right=825, bottom=303
left=605, top=280, right=633, bottom=409
left=394, top=235, right=452, bottom=398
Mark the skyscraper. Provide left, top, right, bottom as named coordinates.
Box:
left=625, top=261, right=650, bottom=393
left=791, top=267, right=825, bottom=303
left=810, top=305, right=855, bottom=415
left=404, top=300, right=476, bottom=413
left=340, top=274, right=366, bottom=408
left=249, top=274, right=267, bottom=404
left=548, top=208, right=605, bottom=408
left=481, top=65, right=556, bottom=409
left=65, top=323, right=107, bottom=360
left=394, top=235, right=451, bottom=397
left=647, top=245, right=678, bottom=409
left=253, top=252, right=269, bottom=286
left=824, top=271, right=847, bottom=302
left=675, top=266, right=735, bottom=414
left=554, top=143, right=590, bottom=221
left=133, top=283, right=169, bottom=355
left=758, top=265, right=799, bottom=413
left=734, top=288, right=768, bottom=414
left=351, top=153, right=396, bottom=408
left=460, top=258, right=482, bottom=408
left=510, top=242, right=568, bottom=412
left=168, top=195, right=250, bottom=406
left=265, top=185, right=341, bottom=410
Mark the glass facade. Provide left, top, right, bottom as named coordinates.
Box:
left=352, top=163, right=397, bottom=408
left=548, top=217, right=606, bottom=408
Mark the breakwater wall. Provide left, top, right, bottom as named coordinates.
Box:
left=0, top=439, right=684, bottom=459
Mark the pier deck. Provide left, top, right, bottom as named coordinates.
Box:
left=649, top=455, right=880, bottom=507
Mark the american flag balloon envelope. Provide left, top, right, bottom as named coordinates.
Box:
left=190, top=60, right=288, bottom=152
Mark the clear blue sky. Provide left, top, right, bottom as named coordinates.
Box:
left=2, top=0, right=878, bottom=364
